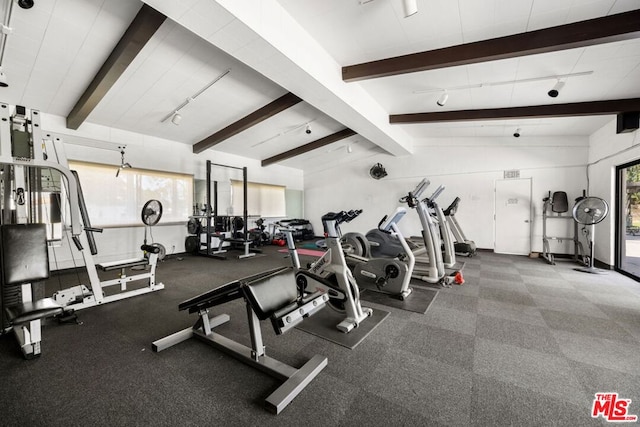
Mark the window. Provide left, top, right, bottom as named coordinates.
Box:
left=230, top=180, right=286, bottom=217
left=68, top=161, right=193, bottom=227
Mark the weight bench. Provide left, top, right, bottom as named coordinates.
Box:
left=96, top=244, right=160, bottom=289
left=53, top=244, right=164, bottom=308
left=152, top=266, right=329, bottom=414
left=1, top=224, right=64, bottom=359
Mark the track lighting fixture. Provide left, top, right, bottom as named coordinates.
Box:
left=402, top=0, right=418, bottom=17
left=513, top=128, right=521, bottom=138
left=413, top=71, right=592, bottom=97
left=17, top=0, right=34, bottom=9
left=305, top=124, right=311, bottom=134
left=547, top=80, right=565, bottom=98
left=161, top=69, right=230, bottom=124
left=347, top=145, right=353, bottom=153
left=436, top=91, right=448, bottom=107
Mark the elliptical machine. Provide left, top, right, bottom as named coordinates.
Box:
left=346, top=207, right=414, bottom=300
left=365, top=179, right=464, bottom=287
left=367, top=179, right=448, bottom=285
left=289, top=210, right=373, bottom=333
left=413, top=184, right=457, bottom=269
left=442, top=197, right=477, bottom=257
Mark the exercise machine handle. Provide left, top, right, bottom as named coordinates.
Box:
left=400, top=193, right=418, bottom=208
left=344, top=209, right=362, bottom=222
left=377, top=215, right=388, bottom=231
left=84, top=227, right=103, bottom=233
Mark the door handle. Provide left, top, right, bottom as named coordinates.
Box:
left=524, top=220, right=530, bottom=223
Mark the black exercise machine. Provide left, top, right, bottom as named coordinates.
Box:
left=1, top=223, right=63, bottom=359
left=152, top=266, right=328, bottom=414
left=186, top=160, right=259, bottom=259
left=541, top=190, right=588, bottom=265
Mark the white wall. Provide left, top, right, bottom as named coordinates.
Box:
left=41, top=114, right=303, bottom=269
left=588, top=118, right=640, bottom=266
left=304, top=136, right=589, bottom=254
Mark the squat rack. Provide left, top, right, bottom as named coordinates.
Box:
left=202, top=160, right=255, bottom=259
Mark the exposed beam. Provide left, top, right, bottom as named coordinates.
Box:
left=343, top=9, right=640, bottom=82
left=66, top=5, right=166, bottom=129
left=193, top=92, right=302, bottom=154
left=389, top=98, right=640, bottom=124
left=261, top=128, right=356, bottom=167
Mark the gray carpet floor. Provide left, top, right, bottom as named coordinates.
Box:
left=1, top=247, right=639, bottom=426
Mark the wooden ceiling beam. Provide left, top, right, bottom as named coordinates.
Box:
left=193, top=92, right=302, bottom=154
left=343, top=9, right=640, bottom=82
left=66, top=5, right=166, bottom=129
left=389, top=98, right=640, bottom=124
left=261, top=128, right=356, bottom=167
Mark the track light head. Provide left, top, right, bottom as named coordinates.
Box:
left=17, top=0, right=34, bottom=9
left=305, top=124, right=311, bottom=134
left=402, top=0, right=418, bottom=17
left=513, top=128, right=521, bottom=138
left=171, top=112, right=182, bottom=125
left=436, top=91, right=448, bottom=107
left=548, top=80, right=565, bottom=98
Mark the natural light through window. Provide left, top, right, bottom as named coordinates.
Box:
left=230, top=180, right=286, bottom=217
left=69, top=161, right=193, bottom=227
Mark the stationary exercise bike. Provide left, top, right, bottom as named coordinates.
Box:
left=286, top=210, right=373, bottom=333
left=342, top=207, right=414, bottom=300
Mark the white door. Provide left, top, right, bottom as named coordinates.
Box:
left=495, top=178, right=532, bottom=255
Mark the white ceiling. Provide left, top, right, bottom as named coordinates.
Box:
left=0, top=0, right=639, bottom=171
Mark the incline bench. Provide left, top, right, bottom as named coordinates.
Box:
left=152, top=266, right=329, bottom=414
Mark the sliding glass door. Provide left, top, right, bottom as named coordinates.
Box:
left=616, top=160, right=640, bottom=280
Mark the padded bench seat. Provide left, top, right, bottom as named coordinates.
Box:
left=5, top=298, right=63, bottom=325
left=97, top=258, right=149, bottom=271
left=178, top=266, right=291, bottom=314
left=241, top=269, right=297, bottom=320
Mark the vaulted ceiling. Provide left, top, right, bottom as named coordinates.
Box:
left=0, top=0, right=639, bottom=171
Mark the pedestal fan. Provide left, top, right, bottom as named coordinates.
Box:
left=142, top=199, right=166, bottom=261
left=572, top=196, right=609, bottom=274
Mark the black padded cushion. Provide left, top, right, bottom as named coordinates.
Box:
left=140, top=244, right=160, bottom=254
left=5, top=297, right=62, bottom=324
left=97, top=259, right=149, bottom=271
left=1, top=224, right=50, bottom=285
left=551, top=191, right=569, bottom=213
left=179, top=281, right=243, bottom=314
left=241, top=267, right=297, bottom=320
